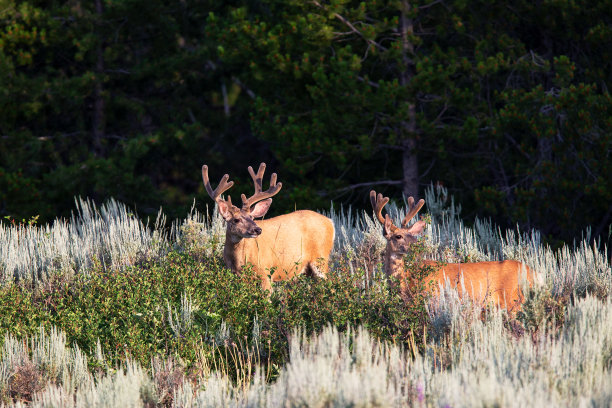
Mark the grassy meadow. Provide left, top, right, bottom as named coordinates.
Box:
left=0, top=186, right=610, bottom=407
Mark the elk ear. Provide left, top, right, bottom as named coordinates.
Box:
left=407, top=220, right=427, bottom=236
left=249, top=198, right=272, bottom=218
left=217, top=200, right=233, bottom=221
left=383, top=214, right=396, bottom=238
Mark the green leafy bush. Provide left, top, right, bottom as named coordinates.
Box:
left=517, top=285, right=568, bottom=336
left=0, top=249, right=436, bottom=386
left=0, top=190, right=609, bottom=405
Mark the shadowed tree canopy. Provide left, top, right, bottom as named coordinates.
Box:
left=0, top=0, right=611, bottom=248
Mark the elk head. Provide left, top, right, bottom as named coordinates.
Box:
left=202, top=163, right=282, bottom=241
left=370, top=190, right=427, bottom=255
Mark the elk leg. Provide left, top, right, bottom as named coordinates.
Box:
left=260, top=276, right=272, bottom=292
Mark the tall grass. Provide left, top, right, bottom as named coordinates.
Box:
left=426, top=295, right=612, bottom=407
left=0, top=198, right=168, bottom=285
left=3, top=296, right=611, bottom=407
left=327, top=184, right=611, bottom=298
left=0, top=188, right=610, bottom=406
left=2, top=187, right=609, bottom=298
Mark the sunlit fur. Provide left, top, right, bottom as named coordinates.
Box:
left=205, top=163, right=335, bottom=291
left=372, top=190, right=533, bottom=312
left=384, top=223, right=533, bottom=312
left=221, top=208, right=334, bottom=291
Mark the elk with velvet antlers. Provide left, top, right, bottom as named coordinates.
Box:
left=202, top=163, right=334, bottom=291
left=370, top=190, right=532, bottom=311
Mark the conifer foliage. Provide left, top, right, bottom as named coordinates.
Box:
left=1, top=0, right=611, bottom=246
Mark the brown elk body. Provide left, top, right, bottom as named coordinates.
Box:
left=203, top=163, right=334, bottom=291
left=371, top=191, right=532, bottom=311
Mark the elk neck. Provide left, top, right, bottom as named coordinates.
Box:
left=384, top=244, right=409, bottom=280
left=223, top=227, right=249, bottom=272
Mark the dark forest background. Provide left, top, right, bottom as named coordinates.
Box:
left=1, top=0, right=611, bottom=248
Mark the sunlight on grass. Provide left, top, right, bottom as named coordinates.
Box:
left=0, top=186, right=610, bottom=406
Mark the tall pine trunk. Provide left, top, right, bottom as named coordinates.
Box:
left=93, top=0, right=105, bottom=157
left=399, top=1, right=419, bottom=200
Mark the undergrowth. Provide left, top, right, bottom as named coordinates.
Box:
left=0, top=189, right=609, bottom=406
left=0, top=250, right=432, bottom=399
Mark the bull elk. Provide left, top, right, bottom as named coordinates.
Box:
left=370, top=191, right=532, bottom=312
left=202, top=163, right=335, bottom=291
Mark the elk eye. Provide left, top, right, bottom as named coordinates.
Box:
left=394, top=235, right=402, bottom=240
left=233, top=218, right=240, bottom=224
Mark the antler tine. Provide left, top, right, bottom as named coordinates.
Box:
left=401, top=196, right=425, bottom=227
left=241, top=162, right=283, bottom=210
left=370, top=190, right=391, bottom=226
left=202, top=165, right=235, bottom=204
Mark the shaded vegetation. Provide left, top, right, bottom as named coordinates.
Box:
left=1, top=0, right=611, bottom=249
left=0, top=251, right=433, bottom=381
